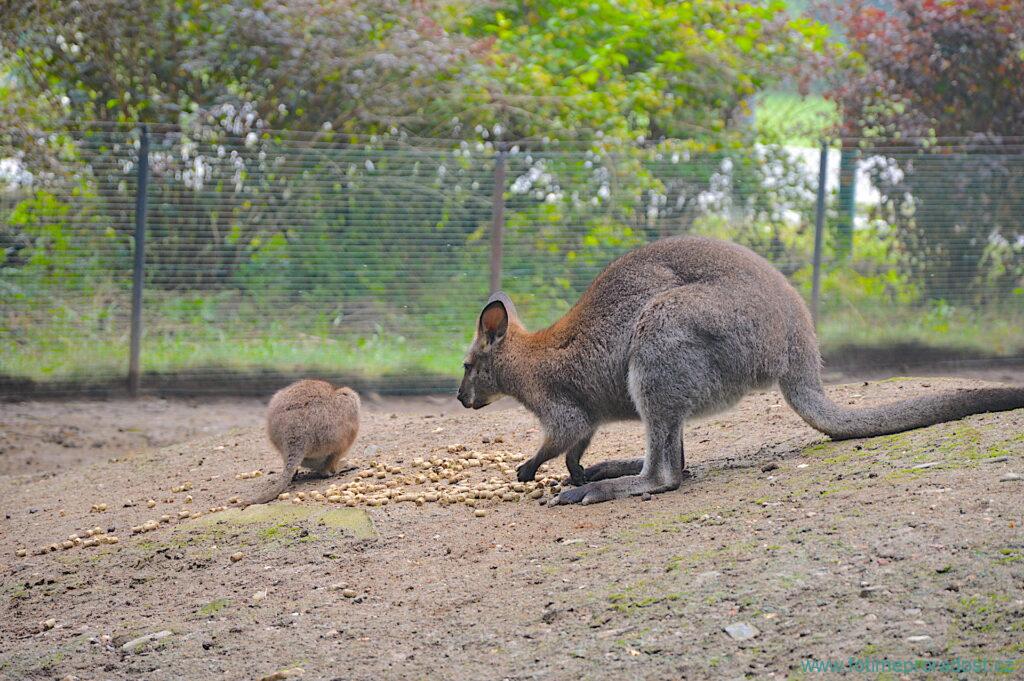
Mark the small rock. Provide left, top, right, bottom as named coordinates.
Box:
left=640, top=493, right=652, bottom=501
left=983, top=456, right=1009, bottom=464
left=761, top=462, right=778, bottom=472
left=911, top=462, right=941, bottom=470
left=906, top=635, right=931, bottom=643
left=121, top=630, right=172, bottom=652
left=252, top=590, right=268, bottom=603
left=724, top=622, right=759, bottom=641
left=999, top=472, right=1021, bottom=482
left=41, top=618, right=57, bottom=631
left=230, top=552, right=244, bottom=562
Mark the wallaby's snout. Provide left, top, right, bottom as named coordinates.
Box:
left=456, top=374, right=475, bottom=409
left=458, top=358, right=496, bottom=409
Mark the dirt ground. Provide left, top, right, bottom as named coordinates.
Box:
left=1, top=375, right=1022, bottom=680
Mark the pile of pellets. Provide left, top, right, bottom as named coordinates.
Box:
left=273, top=445, right=565, bottom=517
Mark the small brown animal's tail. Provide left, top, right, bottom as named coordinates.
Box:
left=243, top=449, right=303, bottom=507
left=780, top=364, right=1024, bottom=441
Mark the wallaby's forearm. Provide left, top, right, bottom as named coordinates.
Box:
left=516, top=438, right=568, bottom=483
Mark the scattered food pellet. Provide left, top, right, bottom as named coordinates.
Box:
left=474, top=509, right=487, bottom=518
left=230, top=552, right=245, bottom=562
left=41, top=618, right=57, bottom=631
left=147, top=499, right=157, bottom=509
left=341, top=588, right=357, bottom=598
left=15, top=548, right=27, bottom=557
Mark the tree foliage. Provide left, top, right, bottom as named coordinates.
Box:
left=826, top=0, right=1024, bottom=138
left=459, top=0, right=831, bottom=144
left=824, top=0, right=1024, bottom=303
left=0, top=0, right=471, bottom=132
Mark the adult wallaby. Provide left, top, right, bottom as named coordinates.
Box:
left=457, top=236, right=1024, bottom=506
left=245, top=380, right=361, bottom=506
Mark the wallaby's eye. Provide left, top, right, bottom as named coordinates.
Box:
left=463, top=362, right=473, bottom=371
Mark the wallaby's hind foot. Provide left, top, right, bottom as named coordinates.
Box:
left=550, top=474, right=682, bottom=505
left=583, top=458, right=644, bottom=482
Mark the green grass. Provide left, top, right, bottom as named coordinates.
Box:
left=816, top=305, right=1024, bottom=357
left=1, top=319, right=470, bottom=383
left=3, top=278, right=1022, bottom=385
left=197, top=598, right=231, bottom=616
left=2, top=301, right=1022, bottom=384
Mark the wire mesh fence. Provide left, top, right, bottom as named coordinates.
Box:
left=1, top=124, right=1022, bottom=397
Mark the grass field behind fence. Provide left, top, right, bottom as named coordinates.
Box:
left=4, top=290, right=1022, bottom=385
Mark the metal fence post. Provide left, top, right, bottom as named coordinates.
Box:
left=836, top=139, right=857, bottom=259
left=811, top=140, right=829, bottom=330
left=489, top=146, right=507, bottom=294
left=128, top=125, right=150, bottom=397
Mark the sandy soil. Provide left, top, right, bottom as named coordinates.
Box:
left=1, top=377, right=1022, bottom=680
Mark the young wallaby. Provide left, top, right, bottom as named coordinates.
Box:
left=457, top=236, right=1024, bottom=506
left=245, top=379, right=361, bottom=506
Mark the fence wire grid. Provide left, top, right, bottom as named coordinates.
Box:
left=1, top=124, right=1022, bottom=396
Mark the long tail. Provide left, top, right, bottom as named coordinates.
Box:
left=780, top=354, right=1024, bottom=441
left=243, top=452, right=301, bottom=507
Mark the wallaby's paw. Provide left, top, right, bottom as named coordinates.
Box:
left=515, top=461, right=538, bottom=483
left=568, top=468, right=587, bottom=487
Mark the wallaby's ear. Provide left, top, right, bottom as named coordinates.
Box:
left=478, top=299, right=509, bottom=345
